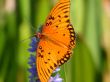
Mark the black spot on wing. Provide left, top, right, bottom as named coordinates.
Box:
left=39, top=46, right=42, bottom=49
left=48, top=52, right=51, bottom=55
left=58, top=15, right=61, bottom=18
left=58, top=51, right=72, bottom=66
left=54, top=63, right=57, bottom=67
left=63, top=34, right=65, bottom=36
left=41, top=50, right=44, bottom=52
left=50, top=66, right=53, bottom=70
left=66, top=19, right=70, bottom=23
left=56, top=25, right=58, bottom=28
left=64, top=11, right=68, bottom=13
left=64, top=15, right=68, bottom=18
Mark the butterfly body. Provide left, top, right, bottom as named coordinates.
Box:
left=36, top=0, right=75, bottom=82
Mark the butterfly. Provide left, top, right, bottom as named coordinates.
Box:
left=35, top=0, right=75, bottom=82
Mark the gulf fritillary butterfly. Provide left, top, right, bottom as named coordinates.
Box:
left=35, top=0, right=75, bottom=82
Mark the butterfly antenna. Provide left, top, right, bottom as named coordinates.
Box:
left=20, top=35, right=35, bottom=43
left=30, top=24, right=36, bottom=34
left=23, top=16, right=36, bottom=34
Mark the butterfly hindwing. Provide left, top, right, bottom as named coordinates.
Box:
left=37, top=38, right=70, bottom=82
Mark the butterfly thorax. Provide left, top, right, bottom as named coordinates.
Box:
left=35, top=32, right=44, bottom=39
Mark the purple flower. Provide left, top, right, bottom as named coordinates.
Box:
left=49, top=74, right=63, bottom=82
left=49, top=68, right=63, bottom=82
left=53, top=68, right=60, bottom=73
left=28, top=37, right=39, bottom=52
left=28, top=37, right=62, bottom=82
left=28, top=37, right=39, bottom=82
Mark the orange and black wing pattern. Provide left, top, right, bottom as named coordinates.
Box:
left=36, top=0, right=75, bottom=82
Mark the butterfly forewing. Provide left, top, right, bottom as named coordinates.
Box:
left=43, top=0, right=70, bottom=28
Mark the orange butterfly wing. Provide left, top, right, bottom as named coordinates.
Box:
left=36, top=0, right=75, bottom=82
left=42, top=0, right=75, bottom=49
left=37, top=39, right=70, bottom=82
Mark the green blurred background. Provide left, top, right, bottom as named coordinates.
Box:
left=0, top=0, right=110, bottom=82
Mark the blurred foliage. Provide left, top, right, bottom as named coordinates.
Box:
left=0, top=0, right=110, bottom=82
